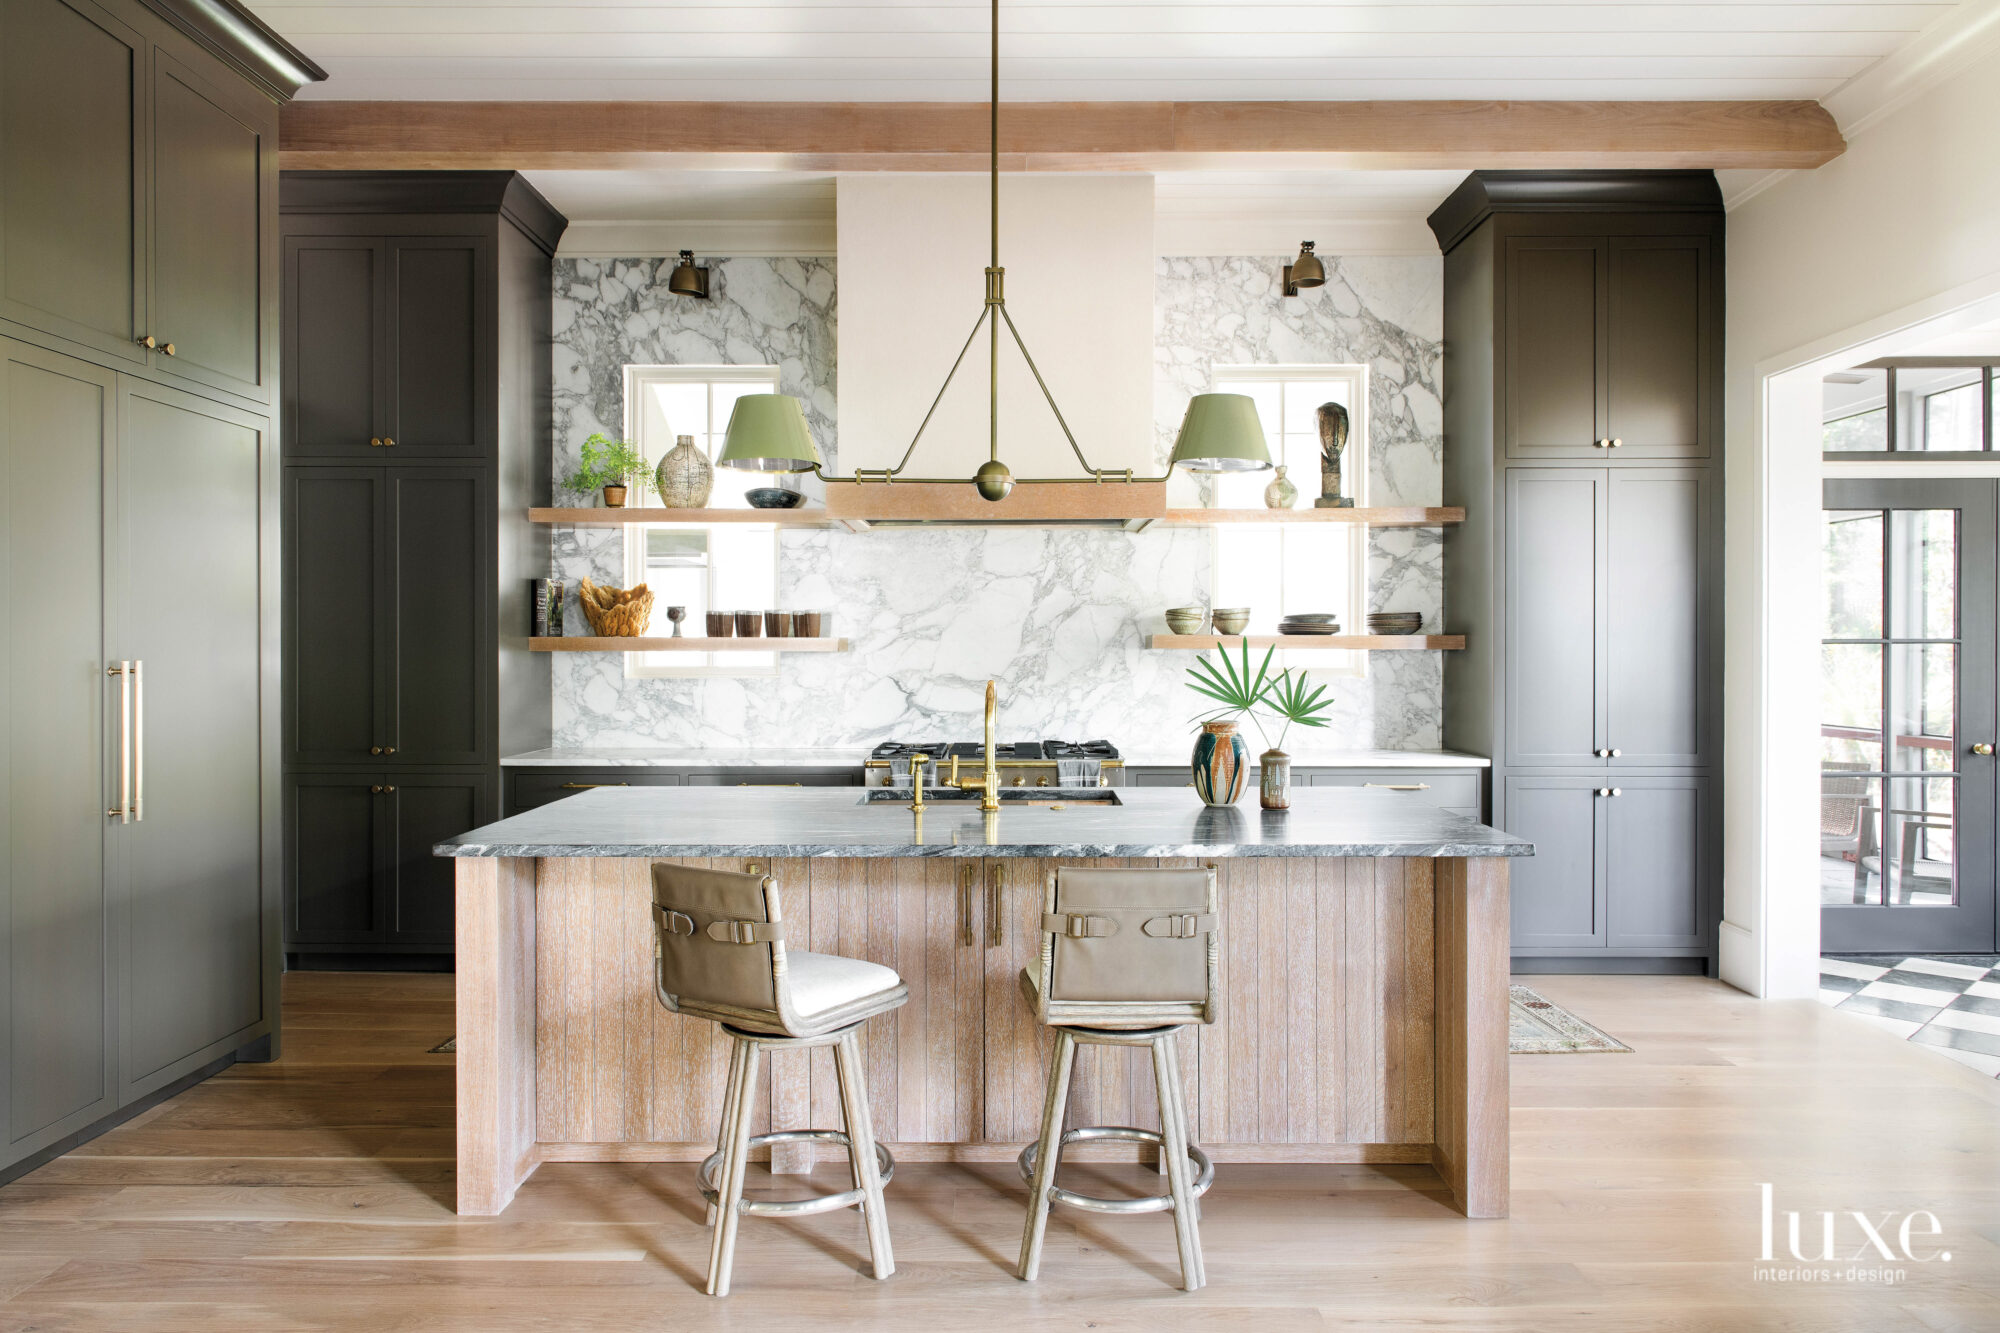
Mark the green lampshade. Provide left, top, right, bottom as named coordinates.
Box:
left=715, top=394, right=821, bottom=473
left=1169, top=393, right=1272, bottom=473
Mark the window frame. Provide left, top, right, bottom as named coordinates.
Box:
left=1206, top=363, right=1371, bottom=681
left=620, top=363, right=784, bottom=681
left=1822, top=359, right=1997, bottom=460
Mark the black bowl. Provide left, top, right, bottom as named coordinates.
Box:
left=745, top=488, right=806, bottom=510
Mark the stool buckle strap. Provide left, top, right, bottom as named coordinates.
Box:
left=706, top=918, right=784, bottom=945
left=1140, top=912, right=1216, bottom=939
left=1042, top=912, right=1116, bottom=939
left=654, top=906, right=695, bottom=936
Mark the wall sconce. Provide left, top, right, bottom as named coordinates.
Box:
left=667, top=250, right=709, bottom=299
left=1282, top=241, right=1324, bottom=298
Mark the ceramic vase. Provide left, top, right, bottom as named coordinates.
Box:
left=1259, top=748, right=1291, bottom=810
left=1264, top=464, right=1298, bottom=510
left=655, top=433, right=714, bottom=508
left=1191, top=720, right=1249, bottom=806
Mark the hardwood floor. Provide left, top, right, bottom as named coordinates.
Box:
left=1, top=971, right=1996, bottom=1330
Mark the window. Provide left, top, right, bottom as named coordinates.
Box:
left=1823, top=363, right=1997, bottom=454
left=622, top=364, right=783, bottom=677
left=1207, top=365, right=1369, bottom=677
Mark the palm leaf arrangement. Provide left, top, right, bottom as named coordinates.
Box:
left=1185, top=637, right=1334, bottom=751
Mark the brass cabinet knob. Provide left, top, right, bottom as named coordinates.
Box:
left=383, top=785, right=396, bottom=793
left=1610, top=438, right=1622, bottom=448
left=370, top=785, right=383, bottom=794
left=162, top=342, right=175, bottom=356
left=370, top=437, right=383, bottom=448
left=370, top=746, right=383, bottom=755
left=384, top=746, right=396, bottom=755
left=382, top=437, right=395, bottom=447
left=1596, top=748, right=1610, bottom=757
left=1974, top=743, right=1996, bottom=756
left=1610, top=748, right=1622, bottom=757
left=137, top=335, right=156, bottom=349
left=1596, top=787, right=1611, bottom=797
left=1593, top=438, right=1608, bottom=449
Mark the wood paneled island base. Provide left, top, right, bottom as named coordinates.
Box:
left=451, top=851, right=1510, bottom=1220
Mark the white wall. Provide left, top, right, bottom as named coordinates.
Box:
left=1723, top=32, right=2000, bottom=996
left=836, top=174, right=1156, bottom=480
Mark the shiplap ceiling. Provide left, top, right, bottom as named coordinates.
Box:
left=268, top=1, right=1957, bottom=103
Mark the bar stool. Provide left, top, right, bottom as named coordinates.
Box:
left=1016, top=865, right=1221, bottom=1292
left=651, top=863, right=908, bottom=1297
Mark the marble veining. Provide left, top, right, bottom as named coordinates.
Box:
left=436, top=786, right=1533, bottom=859
left=548, top=254, right=1446, bottom=757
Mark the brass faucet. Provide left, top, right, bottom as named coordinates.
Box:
left=980, top=679, right=1000, bottom=812
left=908, top=753, right=928, bottom=812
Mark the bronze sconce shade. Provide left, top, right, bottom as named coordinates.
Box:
left=668, top=250, right=709, bottom=299
left=1282, top=241, right=1325, bottom=297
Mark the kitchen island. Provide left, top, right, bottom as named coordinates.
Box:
left=436, top=787, right=1530, bottom=1219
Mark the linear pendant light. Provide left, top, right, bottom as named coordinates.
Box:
left=719, top=0, right=1271, bottom=499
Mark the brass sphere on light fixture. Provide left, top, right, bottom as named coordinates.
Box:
left=1282, top=241, right=1325, bottom=298
left=668, top=249, right=709, bottom=299
left=973, top=459, right=1015, bottom=502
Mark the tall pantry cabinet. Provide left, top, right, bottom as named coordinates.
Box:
left=279, top=173, right=563, bottom=967
left=1431, top=173, right=1725, bottom=972
left=0, top=0, right=323, bottom=1178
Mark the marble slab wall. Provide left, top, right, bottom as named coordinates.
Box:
left=548, top=253, right=1444, bottom=756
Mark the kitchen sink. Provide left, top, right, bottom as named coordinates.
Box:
left=860, top=787, right=1122, bottom=807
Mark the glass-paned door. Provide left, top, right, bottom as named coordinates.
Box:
left=1821, top=479, right=1998, bottom=953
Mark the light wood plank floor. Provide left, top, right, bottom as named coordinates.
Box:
left=1, top=972, right=1997, bottom=1331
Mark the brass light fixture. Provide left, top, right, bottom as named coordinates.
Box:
left=716, top=0, right=1270, bottom=497
left=668, top=250, right=709, bottom=299
left=1282, top=241, right=1324, bottom=298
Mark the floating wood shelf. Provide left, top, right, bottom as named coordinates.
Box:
left=528, top=507, right=835, bottom=527
left=530, top=636, right=848, bottom=652
left=1157, top=507, right=1465, bottom=527
left=1147, top=634, right=1465, bottom=651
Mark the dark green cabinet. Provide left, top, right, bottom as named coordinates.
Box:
left=282, top=173, right=563, bottom=966
left=287, top=772, right=489, bottom=953
left=283, top=235, right=489, bottom=460
left=1434, top=172, right=1722, bottom=970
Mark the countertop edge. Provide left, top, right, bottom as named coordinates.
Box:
left=435, top=842, right=1534, bottom=859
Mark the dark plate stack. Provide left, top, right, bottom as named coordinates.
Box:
left=1278, top=612, right=1341, bottom=636
left=1366, top=612, right=1424, bottom=636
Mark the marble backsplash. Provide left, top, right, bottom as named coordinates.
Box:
left=548, top=253, right=1445, bottom=756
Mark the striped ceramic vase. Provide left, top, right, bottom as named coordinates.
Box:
left=1191, top=720, right=1249, bottom=806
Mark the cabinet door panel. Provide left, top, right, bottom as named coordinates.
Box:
left=285, top=468, right=385, bottom=764
left=114, top=383, right=265, bottom=1088
left=0, top=0, right=145, bottom=364
left=286, top=774, right=381, bottom=944
left=386, top=774, right=487, bottom=945
left=149, top=52, right=267, bottom=401
left=388, top=238, right=487, bottom=458
left=1502, top=778, right=1605, bottom=949
left=1607, top=237, right=1708, bottom=458
left=1503, top=237, right=1604, bottom=458
left=1607, top=470, right=1709, bottom=766
left=0, top=339, right=115, bottom=1147
left=387, top=468, right=489, bottom=765
left=1504, top=469, right=1605, bottom=766
left=1605, top=778, right=1705, bottom=949
left=283, top=237, right=385, bottom=458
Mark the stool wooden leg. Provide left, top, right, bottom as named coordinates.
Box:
left=834, top=1027, right=895, bottom=1280
left=1152, top=1032, right=1204, bottom=1292
left=707, top=1035, right=761, bottom=1298
left=1017, top=1027, right=1078, bottom=1282
left=706, top=1032, right=747, bottom=1230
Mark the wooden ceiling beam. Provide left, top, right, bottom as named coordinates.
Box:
left=280, top=99, right=1843, bottom=171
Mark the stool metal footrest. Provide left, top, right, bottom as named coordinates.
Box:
left=699, top=1129, right=895, bottom=1218
left=1018, top=1126, right=1214, bottom=1215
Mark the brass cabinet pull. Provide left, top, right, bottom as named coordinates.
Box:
left=369, top=437, right=383, bottom=448
left=958, top=864, right=975, bottom=947
left=987, top=863, right=1004, bottom=947
left=131, top=659, right=144, bottom=821
left=383, top=785, right=396, bottom=794
left=1364, top=782, right=1430, bottom=791
left=371, top=785, right=383, bottom=794
left=384, top=746, right=396, bottom=755
left=370, top=746, right=383, bottom=755
left=161, top=342, right=175, bottom=357
left=136, top=335, right=155, bottom=350
left=382, top=437, right=395, bottom=447
left=559, top=781, right=629, bottom=790
left=106, top=662, right=132, bottom=821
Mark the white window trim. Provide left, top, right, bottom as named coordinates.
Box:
left=1208, top=363, right=1370, bottom=680
left=620, top=363, right=782, bottom=680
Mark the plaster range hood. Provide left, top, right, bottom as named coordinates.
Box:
left=833, top=175, right=1175, bottom=528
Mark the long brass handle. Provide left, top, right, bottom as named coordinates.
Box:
left=987, top=863, right=1004, bottom=947
left=958, top=864, right=975, bottom=947
left=131, top=659, right=144, bottom=821
left=107, top=662, right=132, bottom=821
left=560, top=782, right=629, bottom=790
left=1364, top=782, right=1430, bottom=791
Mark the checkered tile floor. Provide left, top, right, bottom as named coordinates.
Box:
left=1819, top=955, right=2000, bottom=1077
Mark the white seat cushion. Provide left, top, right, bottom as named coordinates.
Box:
left=785, top=950, right=902, bottom=1020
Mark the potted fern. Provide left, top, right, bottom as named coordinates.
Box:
left=1184, top=639, right=1333, bottom=808
left=562, top=433, right=651, bottom=507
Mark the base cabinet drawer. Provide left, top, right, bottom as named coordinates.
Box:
left=507, top=769, right=681, bottom=814
left=684, top=768, right=861, bottom=788
left=1305, top=771, right=1483, bottom=813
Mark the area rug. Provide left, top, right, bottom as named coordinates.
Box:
left=430, top=1037, right=456, bottom=1054
left=1508, top=986, right=1631, bottom=1054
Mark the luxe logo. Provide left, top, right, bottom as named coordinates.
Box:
left=1757, top=1184, right=1949, bottom=1276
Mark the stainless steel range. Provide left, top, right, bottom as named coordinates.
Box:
left=865, top=739, right=1123, bottom=789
